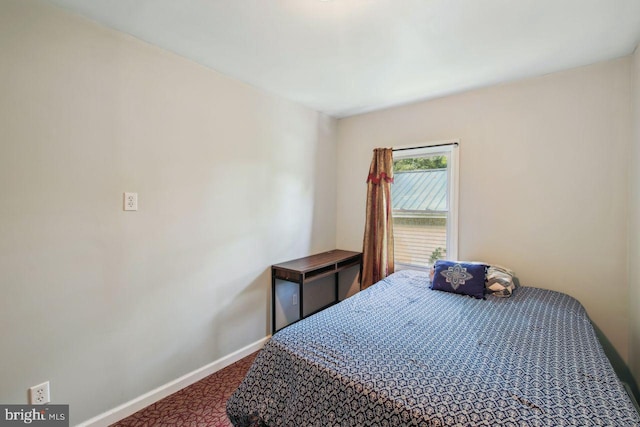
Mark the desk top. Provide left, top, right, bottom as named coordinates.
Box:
left=272, top=250, right=361, bottom=274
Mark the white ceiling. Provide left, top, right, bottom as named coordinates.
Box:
left=45, top=0, right=640, bottom=117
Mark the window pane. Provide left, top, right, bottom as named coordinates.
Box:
left=392, top=153, right=449, bottom=271
left=394, top=216, right=447, bottom=271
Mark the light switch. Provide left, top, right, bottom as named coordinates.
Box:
left=124, top=193, right=138, bottom=211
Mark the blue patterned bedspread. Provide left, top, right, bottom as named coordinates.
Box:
left=227, top=270, right=640, bottom=426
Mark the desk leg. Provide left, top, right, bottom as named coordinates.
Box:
left=271, top=271, right=276, bottom=335
left=299, top=281, right=304, bottom=322
left=335, top=272, right=339, bottom=302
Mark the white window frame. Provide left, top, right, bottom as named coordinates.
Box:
left=392, top=140, right=459, bottom=261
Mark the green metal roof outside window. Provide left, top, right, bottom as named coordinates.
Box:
left=392, top=169, right=447, bottom=213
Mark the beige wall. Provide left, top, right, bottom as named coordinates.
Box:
left=0, top=0, right=336, bottom=423
left=630, top=44, right=640, bottom=389
left=337, top=58, right=632, bottom=360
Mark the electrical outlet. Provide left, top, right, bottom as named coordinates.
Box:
left=123, top=192, right=138, bottom=211
left=29, top=381, right=50, bottom=405
left=292, top=293, right=298, bottom=306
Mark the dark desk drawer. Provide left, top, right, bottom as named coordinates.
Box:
left=274, top=269, right=302, bottom=282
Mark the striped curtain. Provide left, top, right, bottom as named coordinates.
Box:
left=361, top=148, right=394, bottom=289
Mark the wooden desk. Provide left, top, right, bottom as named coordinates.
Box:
left=271, top=249, right=362, bottom=333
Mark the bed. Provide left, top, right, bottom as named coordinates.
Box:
left=227, top=269, right=640, bottom=426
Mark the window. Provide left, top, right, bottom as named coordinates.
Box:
left=392, top=142, right=459, bottom=271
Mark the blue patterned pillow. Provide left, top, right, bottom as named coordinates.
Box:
left=431, top=260, right=487, bottom=299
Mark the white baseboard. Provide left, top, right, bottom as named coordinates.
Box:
left=77, top=336, right=270, bottom=427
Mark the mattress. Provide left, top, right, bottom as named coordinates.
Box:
left=227, top=270, right=640, bottom=426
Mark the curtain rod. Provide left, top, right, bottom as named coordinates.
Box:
left=392, top=142, right=458, bottom=152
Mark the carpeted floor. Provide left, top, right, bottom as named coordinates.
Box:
left=111, top=351, right=258, bottom=427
